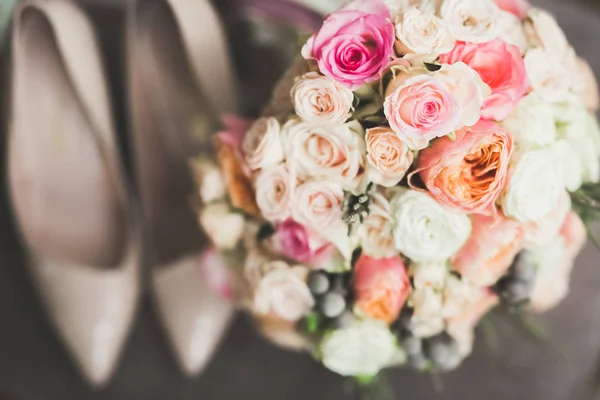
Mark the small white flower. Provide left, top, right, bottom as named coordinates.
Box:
left=243, top=117, right=285, bottom=170
left=411, top=261, right=449, bottom=290
left=441, top=0, right=501, bottom=43
left=255, top=164, right=296, bottom=223
left=442, top=275, right=482, bottom=320
left=497, top=11, right=528, bottom=54
left=254, top=264, right=315, bottom=322
left=395, top=7, right=455, bottom=55
left=192, top=158, right=226, bottom=204
left=503, top=93, right=557, bottom=148
left=501, top=149, right=564, bottom=223
left=282, top=120, right=365, bottom=191
left=321, top=320, right=397, bottom=377
left=291, top=72, right=354, bottom=125
left=357, top=192, right=397, bottom=259
left=410, top=287, right=445, bottom=338
left=392, top=190, right=472, bottom=263
left=199, top=203, right=245, bottom=250
left=552, top=140, right=584, bottom=192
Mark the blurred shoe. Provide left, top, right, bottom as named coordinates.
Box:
left=126, top=0, right=236, bottom=376
left=8, top=0, right=142, bottom=387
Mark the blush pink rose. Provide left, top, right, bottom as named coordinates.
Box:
left=440, top=39, right=529, bottom=121
left=271, top=219, right=333, bottom=268
left=199, top=247, right=233, bottom=299
left=301, top=0, right=395, bottom=89
left=452, top=213, right=527, bottom=287
left=494, top=0, right=529, bottom=19
left=417, top=120, right=513, bottom=214
left=353, top=254, right=411, bottom=323
left=560, top=212, right=588, bottom=258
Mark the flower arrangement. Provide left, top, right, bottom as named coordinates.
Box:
left=193, top=0, right=600, bottom=384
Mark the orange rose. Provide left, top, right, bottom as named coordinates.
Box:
left=417, top=120, right=513, bottom=214
left=452, top=213, right=526, bottom=287
left=353, top=254, right=411, bottom=323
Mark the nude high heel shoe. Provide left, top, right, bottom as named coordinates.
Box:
left=8, top=0, right=142, bottom=387
left=126, top=0, right=236, bottom=376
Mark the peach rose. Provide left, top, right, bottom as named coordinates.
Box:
left=452, top=213, right=527, bottom=287
left=384, top=63, right=490, bottom=150
left=353, top=254, right=411, bottom=323
left=255, top=164, right=296, bottom=223
left=443, top=275, right=499, bottom=326
left=282, top=120, right=365, bottom=191
left=365, top=127, right=414, bottom=187
left=440, top=39, right=529, bottom=121
left=357, top=191, right=397, bottom=259
left=417, top=120, right=513, bottom=214
left=291, top=72, right=355, bottom=125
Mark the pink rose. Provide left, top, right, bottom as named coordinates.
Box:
left=199, top=247, right=233, bottom=299
left=493, top=0, right=529, bottom=19
left=417, top=120, right=513, bottom=214
left=353, top=255, right=411, bottom=323
left=301, top=0, right=395, bottom=89
left=384, top=63, right=489, bottom=150
left=440, top=39, right=529, bottom=121
left=452, top=213, right=527, bottom=287
left=560, top=212, right=587, bottom=258
left=271, top=219, right=333, bottom=268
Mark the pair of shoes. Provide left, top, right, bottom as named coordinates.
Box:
left=7, top=0, right=236, bottom=387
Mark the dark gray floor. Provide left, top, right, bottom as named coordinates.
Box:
left=1, top=0, right=600, bottom=399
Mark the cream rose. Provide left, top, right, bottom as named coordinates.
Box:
left=357, top=192, right=397, bottom=259
left=573, top=58, right=600, bottom=111
left=553, top=140, right=584, bottom=192
left=321, top=320, right=397, bottom=377
left=503, top=93, right=557, bottom=148
left=291, top=180, right=351, bottom=259
left=442, top=275, right=483, bottom=321
left=441, top=0, right=501, bottom=43
left=392, top=190, right=472, bottom=263
left=254, top=264, right=315, bottom=322
left=395, top=7, right=455, bottom=55
left=365, top=127, right=414, bottom=187
left=498, top=11, right=528, bottom=54
left=255, top=164, right=296, bottom=223
left=410, top=287, right=445, bottom=338
left=525, top=191, right=571, bottom=248
left=199, top=203, right=245, bottom=250
left=501, top=149, right=564, bottom=223
left=410, top=261, right=449, bottom=290
left=525, top=47, right=576, bottom=104
left=291, top=72, right=354, bottom=125
left=243, top=117, right=285, bottom=170
left=283, top=120, right=365, bottom=190
left=524, top=8, right=569, bottom=56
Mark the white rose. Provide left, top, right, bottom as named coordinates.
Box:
left=502, top=93, right=557, bottom=148
left=578, top=114, right=600, bottom=183
left=410, top=287, right=445, bottom=338
left=321, top=320, right=397, bottom=377
left=411, top=261, right=449, bottom=290
left=385, top=0, right=423, bottom=18
left=254, top=264, right=314, bottom=322
left=255, top=164, right=296, bottom=223
left=243, top=117, right=284, bottom=170
left=357, top=192, right=397, bottom=259
left=498, top=11, right=528, bottom=54
left=524, top=8, right=569, bottom=57
left=501, top=149, right=564, bottom=223
left=395, top=7, right=455, bottom=55
left=572, top=58, right=600, bottom=111
left=553, top=99, right=589, bottom=140
left=525, top=47, right=576, bottom=104
left=526, top=236, right=573, bottom=313
left=199, top=203, right=245, bottom=250
left=191, top=158, right=226, bottom=204
left=283, top=120, right=365, bottom=190
left=291, top=72, right=354, bottom=125
left=552, top=140, right=584, bottom=192
left=291, top=180, right=352, bottom=259
left=392, top=190, right=472, bottom=263
left=442, top=275, right=482, bottom=320
left=441, top=0, right=501, bottom=43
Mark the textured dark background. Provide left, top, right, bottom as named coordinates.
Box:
left=0, top=0, right=600, bottom=399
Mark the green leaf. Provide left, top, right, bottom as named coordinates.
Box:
left=355, top=375, right=376, bottom=386
left=305, top=313, right=320, bottom=333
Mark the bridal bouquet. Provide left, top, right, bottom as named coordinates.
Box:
left=193, top=0, right=600, bottom=381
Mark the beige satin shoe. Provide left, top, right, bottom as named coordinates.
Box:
left=126, top=0, right=236, bottom=376
left=8, top=0, right=142, bottom=387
